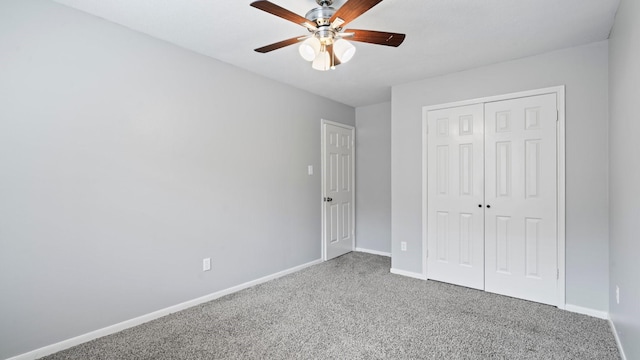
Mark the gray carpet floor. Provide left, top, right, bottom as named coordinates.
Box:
left=42, top=252, right=620, bottom=359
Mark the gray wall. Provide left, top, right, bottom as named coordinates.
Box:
left=355, top=102, right=391, bottom=254
left=0, top=1, right=354, bottom=358
left=391, top=41, right=610, bottom=312
left=608, top=0, right=640, bottom=358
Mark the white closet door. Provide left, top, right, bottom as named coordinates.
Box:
left=484, top=93, right=558, bottom=305
left=427, top=104, right=485, bottom=290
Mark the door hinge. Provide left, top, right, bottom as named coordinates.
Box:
left=557, top=269, right=560, bottom=280
left=556, top=110, right=559, bottom=122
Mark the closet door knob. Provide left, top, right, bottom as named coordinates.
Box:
left=486, top=205, right=491, bottom=208
left=478, top=204, right=482, bottom=208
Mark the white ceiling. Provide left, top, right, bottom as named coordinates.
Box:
left=52, top=0, right=620, bottom=107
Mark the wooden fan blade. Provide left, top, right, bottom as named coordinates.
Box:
left=255, top=36, right=303, bottom=53
left=343, top=29, right=405, bottom=47
left=330, top=0, right=383, bottom=28
left=251, top=1, right=317, bottom=30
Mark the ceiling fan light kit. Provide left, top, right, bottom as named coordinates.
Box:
left=312, top=48, right=332, bottom=71
left=299, top=37, right=321, bottom=61
left=251, top=0, right=405, bottom=71
left=333, top=39, right=356, bottom=63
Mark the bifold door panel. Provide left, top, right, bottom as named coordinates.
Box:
left=426, top=93, right=558, bottom=306
left=484, top=94, right=558, bottom=305
left=427, top=104, right=485, bottom=290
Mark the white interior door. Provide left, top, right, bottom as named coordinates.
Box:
left=322, top=121, right=354, bottom=261
left=484, top=93, right=558, bottom=305
left=426, top=104, right=485, bottom=290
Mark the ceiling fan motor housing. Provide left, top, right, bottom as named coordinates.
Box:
left=305, top=6, right=336, bottom=27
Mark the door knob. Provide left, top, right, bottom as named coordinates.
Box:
left=324, top=197, right=333, bottom=202
left=478, top=204, right=482, bottom=208
left=486, top=205, right=491, bottom=208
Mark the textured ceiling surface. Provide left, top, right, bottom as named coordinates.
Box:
left=53, top=0, right=620, bottom=107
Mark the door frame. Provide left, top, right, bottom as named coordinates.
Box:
left=321, top=119, right=356, bottom=261
left=421, top=86, right=566, bottom=309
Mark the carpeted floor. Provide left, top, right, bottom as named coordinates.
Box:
left=42, top=252, right=620, bottom=359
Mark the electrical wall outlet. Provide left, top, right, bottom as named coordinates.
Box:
left=616, top=285, right=620, bottom=304
left=203, top=258, right=211, bottom=272
left=401, top=242, right=407, bottom=251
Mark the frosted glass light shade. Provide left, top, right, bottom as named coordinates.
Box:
left=312, top=50, right=331, bottom=71
left=333, top=39, right=356, bottom=63
left=299, top=37, right=321, bottom=62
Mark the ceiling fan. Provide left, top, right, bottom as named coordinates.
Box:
left=250, top=0, right=406, bottom=71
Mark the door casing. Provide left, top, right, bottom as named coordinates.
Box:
left=421, top=86, right=566, bottom=309
left=321, top=119, right=356, bottom=261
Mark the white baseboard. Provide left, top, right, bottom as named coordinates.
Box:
left=564, top=304, right=609, bottom=320
left=355, top=247, right=391, bottom=257
left=7, top=258, right=322, bottom=360
left=390, top=268, right=427, bottom=280
left=609, top=318, right=628, bottom=360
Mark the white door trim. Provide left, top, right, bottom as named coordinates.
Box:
left=321, top=119, right=356, bottom=261
left=421, top=86, right=566, bottom=309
